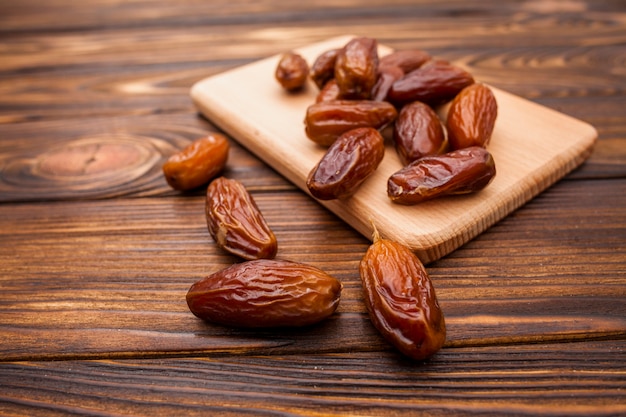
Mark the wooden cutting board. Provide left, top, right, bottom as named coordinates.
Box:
left=191, top=35, right=597, bottom=264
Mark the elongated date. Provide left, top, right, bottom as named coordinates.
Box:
left=387, top=146, right=496, bottom=205
left=162, top=133, right=229, bottom=191
left=393, top=100, right=447, bottom=165
left=359, top=228, right=446, bottom=360
left=206, top=177, right=277, bottom=260
left=186, top=259, right=342, bottom=328
left=307, top=127, right=385, bottom=200
left=447, top=83, right=498, bottom=150
left=334, top=37, right=379, bottom=99
left=305, top=100, right=397, bottom=146
left=388, top=60, right=475, bottom=106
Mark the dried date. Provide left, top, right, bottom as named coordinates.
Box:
left=334, top=37, right=379, bottom=99
left=387, top=146, right=496, bottom=205
left=307, top=127, right=385, bottom=200
left=206, top=177, right=277, bottom=260
left=359, top=226, right=446, bottom=360
left=447, top=83, right=498, bottom=150
left=310, top=48, right=339, bottom=90
left=162, top=133, right=229, bottom=191
left=387, top=60, right=475, bottom=106
left=393, top=101, right=447, bottom=165
left=379, top=49, right=431, bottom=73
left=275, top=51, right=309, bottom=92
left=304, top=100, right=397, bottom=146
left=186, top=259, right=342, bottom=328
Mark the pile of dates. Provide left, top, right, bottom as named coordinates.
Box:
left=275, top=36, right=498, bottom=204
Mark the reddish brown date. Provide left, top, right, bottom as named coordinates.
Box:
left=334, top=37, right=379, bottom=99
left=447, top=83, right=498, bottom=150
left=162, top=133, right=229, bottom=191
left=371, top=65, right=404, bottom=102
left=275, top=51, right=309, bottom=91
left=186, top=259, right=342, bottom=328
left=315, top=79, right=341, bottom=103
left=307, top=127, right=385, bottom=200
left=310, top=48, right=339, bottom=90
left=393, top=101, right=447, bottom=165
left=304, top=100, right=397, bottom=146
left=387, top=60, right=475, bottom=106
left=380, top=49, right=431, bottom=73
left=359, top=228, right=446, bottom=360
left=206, top=177, right=277, bottom=260
left=387, top=146, right=496, bottom=205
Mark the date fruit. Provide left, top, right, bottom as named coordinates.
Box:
left=315, top=79, right=341, bottom=103
left=387, top=60, right=475, bottom=106
left=387, top=146, right=496, bottom=205
left=186, top=259, right=342, bottom=328
left=371, top=65, right=404, bottom=102
left=275, top=51, right=309, bottom=91
left=307, top=127, right=385, bottom=200
left=379, top=49, right=431, bottom=74
left=359, top=227, right=446, bottom=360
left=305, top=100, right=397, bottom=146
left=206, top=177, right=277, bottom=260
left=310, top=48, right=339, bottom=90
left=393, top=101, right=447, bottom=165
left=162, top=133, right=229, bottom=191
left=447, top=83, right=498, bottom=150
left=335, top=37, right=379, bottom=99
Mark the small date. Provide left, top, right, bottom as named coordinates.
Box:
left=162, top=133, right=229, bottom=191
left=275, top=51, right=309, bottom=92
left=206, top=177, right=278, bottom=260
left=387, top=146, right=496, bottom=205
left=334, top=37, right=379, bottom=99
left=186, top=259, right=342, bottom=328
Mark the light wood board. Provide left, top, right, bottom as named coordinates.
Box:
left=190, top=35, right=598, bottom=263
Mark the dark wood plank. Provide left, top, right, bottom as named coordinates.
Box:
left=1, top=179, right=624, bottom=361
left=1, top=341, right=625, bottom=416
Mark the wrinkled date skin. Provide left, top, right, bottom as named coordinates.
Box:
left=379, top=49, right=431, bottom=74
left=393, top=101, right=447, bottom=165
left=307, top=127, right=385, bottom=200
left=275, top=51, right=309, bottom=92
left=388, top=60, right=475, bottom=106
left=447, top=83, right=498, bottom=150
left=315, top=79, right=341, bottom=103
left=359, top=230, right=446, bottom=360
left=186, top=259, right=342, bottom=328
left=387, top=146, right=496, bottom=205
left=206, top=177, right=278, bottom=260
left=310, top=48, right=339, bottom=90
left=305, top=100, right=397, bottom=146
left=162, top=134, right=229, bottom=191
left=334, top=37, right=379, bottom=99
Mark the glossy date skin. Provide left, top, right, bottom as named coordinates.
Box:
left=310, top=48, right=339, bottom=90
left=307, top=127, right=385, bottom=200
left=387, top=60, right=475, bottom=106
left=334, top=37, right=379, bottom=99
left=275, top=51, right=309, bottom=92
left=393, top=101, right=447, bottom=165
left=304, top=100, right=397, bottom=146
left=162, top=133, right=229, bottom=191
left=379, top=49, right=431, bottom=74
left=447, top=83, right=498, bottom=150
left=387, top=146, right=496, bottom=205
left=206, top=177, right=278, bottom=260
left=359, top=230, right=446, bottom=360
left=186, top=259, right=342, bottom=328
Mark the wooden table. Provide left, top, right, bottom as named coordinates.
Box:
left=1, top=1, right=624, bottom=415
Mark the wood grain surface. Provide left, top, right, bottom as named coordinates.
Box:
left=0, top=1, right=625, bottom=416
